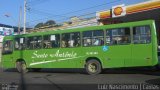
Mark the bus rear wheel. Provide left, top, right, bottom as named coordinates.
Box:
left=86, top=59, right=102, bottom=75
left=16, top=61, right=28, bottom=73
left=156, top=64, right=160, bottom=70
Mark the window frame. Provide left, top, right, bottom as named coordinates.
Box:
left=61, top=32, right=81, bottom=48
left=14, top=37, right=26, bottom=50
left=105, top=27, right=131, bottom=46
left=26, top=35, right=43, bottom=50
left=132, top=25, right=151, bottom=44
left=82, top=30, right=104, bottom=47
left=43, top=34, right=60, bottom=49
left=2, top=40, right=13, bottom=54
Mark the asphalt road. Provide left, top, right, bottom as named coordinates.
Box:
left=0, top=68, right=160, bottom=90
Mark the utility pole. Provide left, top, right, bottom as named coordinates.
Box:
left=18, top=6, right=22, bottom=34
left=23, top=0, right=27, bottom=34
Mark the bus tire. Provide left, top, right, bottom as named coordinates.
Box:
left=16, top=61, right=28, bottom=73
left=156, top=64, right=160, bottom=70
left=85, top=59, right=102, bottom=75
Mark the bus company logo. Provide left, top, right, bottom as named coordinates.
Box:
left=113, top=7, right=123, bottom=16
left=30, top=50, right=82, bottom=66
left=31, top=50, right=77, bottom=59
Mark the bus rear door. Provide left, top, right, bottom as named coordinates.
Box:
left=131, top=25, right=152, bottom=66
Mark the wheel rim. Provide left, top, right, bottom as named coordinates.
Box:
left=21, top=63, right=26, bottom=71
left=16, top=62, right=21, bottom=72
left=88, top=63, right=97, bottom=73
left=16, top=62, right=27, bottom=72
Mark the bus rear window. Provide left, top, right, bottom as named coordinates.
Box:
left=133, top=25, right=151, bottom=44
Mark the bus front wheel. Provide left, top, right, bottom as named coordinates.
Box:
left=85, top=59, right=102, bottom=75
left=16, top=61, right=28, bottom=73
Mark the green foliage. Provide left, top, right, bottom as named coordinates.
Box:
left=34, top=22, right=44, bottom=28
left=34, top=20, right=56, bottom=29
left=44, top=20, right=56, bottom=26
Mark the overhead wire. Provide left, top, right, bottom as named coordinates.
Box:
left=27, top=0, right=121, bottom=24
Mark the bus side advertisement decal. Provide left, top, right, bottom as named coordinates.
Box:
left=31, top=50, right=77, bottom=59
left=29, top=50, right=87, bottom=66
left=29, top=56, right=85, bottom=66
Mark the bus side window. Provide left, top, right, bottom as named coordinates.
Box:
left=3, top=40, right=13, bottom=54
left=34, top=36, right=42, bottom=49
left=83, top=30, right=104, bottom=47
left=83, top=31, right=92, bottom=46
left=62, top=32, right=80, bottom=48
left=15, top=37, right=25, bottom=50
left=106, top=28, right=130, bottom=45
left=122, top=28, right=130, bottom=44
left=92, top=30, right=104, bottom=46
left=62, top=33, right=69, bottom=48
left=43, top=34, right=60, bottom=48
left=51, top=34, right=60, bottom=48
left=15, top=40, right=19, bottom=50
left=106, top=30, right=111, bottom=45
left=133, top=25, right=151, bottom=44
left=70, top=32, right=80, bottom=47
left=26, top=37, right=32, bottom=49
left=26, top=36, right=42, bottom=49
left=43, top=35, right=50, bottom=48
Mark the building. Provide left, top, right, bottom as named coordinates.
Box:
left=63, top=16, right=98, bottom=29
left=29, top=16, right=98, bottom=33
left=96, top=0, right=160, bottom=39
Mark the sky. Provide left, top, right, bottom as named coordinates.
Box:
left=0, top=0, right=148, bottom=28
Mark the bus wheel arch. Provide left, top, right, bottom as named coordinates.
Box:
left=15, top=59, right=28, bottom=73
left=85, top=57, right=102, bottom=75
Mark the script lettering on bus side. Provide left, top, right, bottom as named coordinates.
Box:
left=31, top=50, right=77, bottom=59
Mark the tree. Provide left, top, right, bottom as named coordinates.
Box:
left=44, top=20, right=56, bottom=26
left=34, top=22, right=44, bottom=28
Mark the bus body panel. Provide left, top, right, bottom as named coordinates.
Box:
left=131, top=44, right=152, bottom=66
left=1, top=20, right=159, bottom=70
left=151, top=22, right=158, bottom=66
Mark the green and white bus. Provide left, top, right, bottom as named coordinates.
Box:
left=1, top=20, right=159, bottom=75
